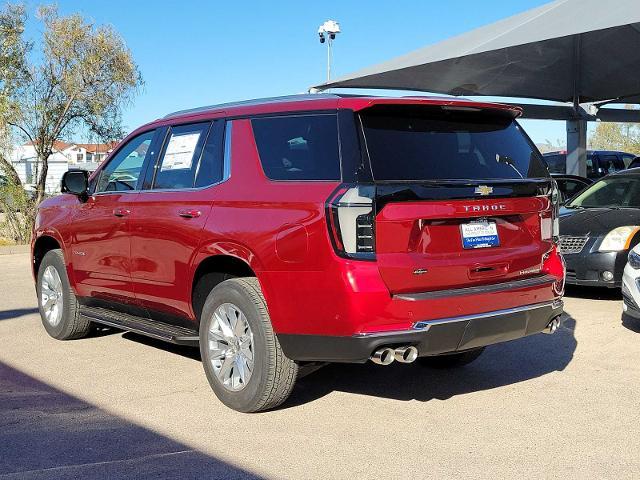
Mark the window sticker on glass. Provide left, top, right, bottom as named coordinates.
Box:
left=161, top=132, right=201, bottom=171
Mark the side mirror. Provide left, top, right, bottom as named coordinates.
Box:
left=61, top=170, right=89, bottom=200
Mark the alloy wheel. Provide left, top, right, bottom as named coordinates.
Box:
left=40, top=265, right=64, bottom=327
left=207, top=303, right=255, bottom=391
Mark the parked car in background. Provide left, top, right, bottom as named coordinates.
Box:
left=628, top=156, right=640, bottom=169
left=32, top=94, right=565, bottom=412
left=544, top=150, right=636, bottom=179
left=551, top=173, right=592, bottom=204
left=559, top=170, right=640, bottom=287
left=622, top=243, right=640, bottom=317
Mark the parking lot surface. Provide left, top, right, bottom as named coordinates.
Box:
left=1, top=252, right=640, bottom=479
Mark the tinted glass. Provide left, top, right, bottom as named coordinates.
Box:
left=597, top=154, right=624, bottom=176
left=251, top=114, right=340, bottom=181
left=568, top=176, right=640, bottom=208
left=543, top=154, right=565, bottom=174
left=556, top=179, right=588, bottom=203
left=361, top=109, right=548, bottom=181
left=153, top=122, right=210, bottom=190
left=586, top=155, right=594, bottom=177
left=623, top=154, right=635, bottom=168
left=195, top=120, right=225, bottom=187
left=96, top=130, right=154, bottom=192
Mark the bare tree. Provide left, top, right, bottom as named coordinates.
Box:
left=8, top=5, right=143, bottom=203
left=0, top=3, right=28, bottom=186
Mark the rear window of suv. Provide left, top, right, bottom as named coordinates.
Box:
left=251, top=114, right=340, bottom=181
left=360, top=108, right=548, bottom=181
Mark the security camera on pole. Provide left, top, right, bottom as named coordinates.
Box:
left=318, top=20, right=340, bottom=82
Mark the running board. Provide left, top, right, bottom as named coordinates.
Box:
left=79, top=306, right=199, bottom=347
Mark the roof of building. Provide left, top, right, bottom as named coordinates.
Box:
left=25, top=141, right=114, bottom=154
left=75, top=143, right=116, bottom=154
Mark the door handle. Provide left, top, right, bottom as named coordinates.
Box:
left=178, top=209, right=201, bottom=219
left=113, top=208, right=131, bottom=217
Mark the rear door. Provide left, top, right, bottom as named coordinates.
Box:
left=129, top=120, right=226, bottom=324
left=359, top=106, right=554, bottom=295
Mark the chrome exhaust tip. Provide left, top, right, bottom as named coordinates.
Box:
left=371, top=347, right=395, bottom=365
left=543, top=316, right=561, bottom=334
left=394, top=345, right=418, bottom=363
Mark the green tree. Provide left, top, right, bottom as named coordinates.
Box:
left=8, top=4, right=143, bottom=203
left=589, top=119, right=640, bottom=156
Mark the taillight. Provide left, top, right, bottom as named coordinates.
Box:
left=542, top=245, right=565, bottom=296
left=551, top=180, right=560, bottom=241
left=541, top=180, right=560, bottom=243
left=326, top=184, right=376, bottom=260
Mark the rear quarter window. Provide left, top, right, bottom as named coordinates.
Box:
left=251, top=114, right=341, bottom=181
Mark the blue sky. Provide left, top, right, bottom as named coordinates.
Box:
left=23, top=0, right=570, bottom=146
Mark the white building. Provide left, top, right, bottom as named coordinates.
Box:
left=10, top=141, right=112, bottom=193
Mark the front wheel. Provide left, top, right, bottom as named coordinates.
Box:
left=36, top=249, right=91, bottom=340
left=418, top=347, right=485, bottom=369
left=199, top=278, right=298, bottom=413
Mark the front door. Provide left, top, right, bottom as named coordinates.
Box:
left=70, top=130, right=156, bottom=305
left=129, top=120, right=226, bottom=325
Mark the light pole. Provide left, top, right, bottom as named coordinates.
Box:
left=318, top=20, right=340, bottom=82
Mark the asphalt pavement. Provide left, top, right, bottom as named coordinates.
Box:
left=1, top=252, right=639, bottom=479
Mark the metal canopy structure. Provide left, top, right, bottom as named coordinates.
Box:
left=313, top=0, right=640, bottom=176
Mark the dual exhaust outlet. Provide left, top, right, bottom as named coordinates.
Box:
left=372, top=316, right=562, bottom=364
left=371, top=345, right=418, bottom=365
left=543, top=316, right=562, bottom=334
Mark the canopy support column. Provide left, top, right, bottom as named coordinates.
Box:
left=566, top=119, right=587, bottom=177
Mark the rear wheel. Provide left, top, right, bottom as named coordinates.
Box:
left=199, top=278, right=298, bottom=412
left=36, top=249, right=91, bottom=340
left=418, top=347, right=485, bottom=368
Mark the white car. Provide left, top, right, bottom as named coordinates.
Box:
left=622, top=244, right=640, bottom=318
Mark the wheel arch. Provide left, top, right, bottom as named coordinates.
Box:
left=191, top=253, right=260, bottom=324
left=32, top=234, right=63, bottom=278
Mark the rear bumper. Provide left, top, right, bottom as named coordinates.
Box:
left=277, top=300, right=564, bottom=363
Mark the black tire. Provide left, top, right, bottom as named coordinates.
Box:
left=418, top=347, right=485, bottom=369
left=36, top=249, right=91, bottom=340
left=199, top=277, right=298, bottom=413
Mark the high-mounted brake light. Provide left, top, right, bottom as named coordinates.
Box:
left=326, top=184, right=376, bottom=260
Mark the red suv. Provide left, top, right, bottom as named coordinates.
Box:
left=32, top=94, right=565, bottom=412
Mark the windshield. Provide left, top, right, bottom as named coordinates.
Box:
left=360, top=107, right=548, bottom=181
left=567, top=176, right=640, bottom=208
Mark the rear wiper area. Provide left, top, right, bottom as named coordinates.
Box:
left=496, top=154, right=524, bottom=179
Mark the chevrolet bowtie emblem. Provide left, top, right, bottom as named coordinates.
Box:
left=474, top=185, right=493, bottom=196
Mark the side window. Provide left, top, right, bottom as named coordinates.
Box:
left=251, top=114, right=340, bottom=181
left=543, top=154, right=564, bottom=173
left=599, top=154, right=622, bottom=175
left=623, top=154, right=635, bottom=168
left=612, top=155, right=626, bottom=172
left=195, top=120, right=225, bottom=188
left=153, top=122, right=210, bottom=190
left=586, top=155, right=594, bottom=177
left=563, top=179, right=587, bottom=198
left=95, top=130, right=154, bottom=193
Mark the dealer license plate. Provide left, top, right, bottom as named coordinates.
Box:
left=461, top=221, right=500, bottom=249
